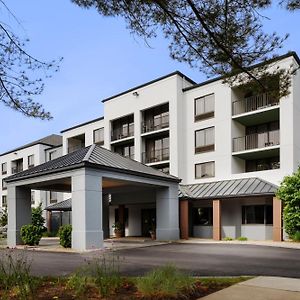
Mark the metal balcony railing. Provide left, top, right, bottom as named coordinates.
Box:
left=142, top=148, right=170, bottom=164
left=111, top=124, right=134, bottom=141
left=232, top=92, right=279, bottom=116
left=233, top=130, right=280, bottom=152
left=11, top=166, right=23, bottom=174
left=142, top=113, right=169, bottom=133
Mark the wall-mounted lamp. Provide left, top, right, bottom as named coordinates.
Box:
left=133, top=91, right=139, bottom=97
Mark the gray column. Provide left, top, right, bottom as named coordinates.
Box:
left=156, top=184, right=180, bottom=240
left=7, top=185, right=32, bottom=247
left=71, top=169, right=103, bottom=251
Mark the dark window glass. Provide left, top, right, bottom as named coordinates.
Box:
left=192, top=207, right=213, bottom=226
left=242, top=205, right=273, bottom=225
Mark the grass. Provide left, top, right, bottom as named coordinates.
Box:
left=136, top=264, right=195, bottom=298
left=237, top=237, right=248, bottom=241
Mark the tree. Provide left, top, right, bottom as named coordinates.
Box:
left=0, top=207, right=7, bottom=227
left=276, top=169, right=300, bottom=240
left=32, top=203, right=45, bottom=234
left=72, top=0, right=299, bottom=96
left=0, top=1, right=61, bottom=119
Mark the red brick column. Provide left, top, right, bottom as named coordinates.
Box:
left=118, top=204, right=125, bottom=237
left=273, top=197, right=283, bottom=241
left=213, top=200, right=221, bottom=240
left=180, top=199, right=189, bottom=240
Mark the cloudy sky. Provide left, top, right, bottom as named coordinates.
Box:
left=0, top=1, right=299, bottom=153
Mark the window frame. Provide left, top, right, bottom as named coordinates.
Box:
left=242, top=205, right=273, bottom=225
left=93, top=127, right=104, bottom=145
left=194, top=94, right=215, bottom=122
left=192, top=207, right=213, bottom=226
left=28, top=155, right=35, bottom=169
left=2, top=195, right=7, bottom=207
left=195, top=161, right=215, bottom=179
left=2, top=179, right=7, bottom=190
left=195, top=127, right=215, bottom=154
left=1, top=162, right=7, bottom=175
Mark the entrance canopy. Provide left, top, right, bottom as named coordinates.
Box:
left=5, top=144, right=180, bottom=251
left=179, top=177, right=277, bottom=200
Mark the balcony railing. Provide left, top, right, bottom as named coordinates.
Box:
left=233, top=130, right=280, bottom=152
left=142, top=148, right=170, bottom=164
left=111, top=124, right=134, bottom=141
left=232, top=92, right=279, bottom=116
left=11, top=166, right=23, bottom=174
left=142, top=113, right=169, bottom=133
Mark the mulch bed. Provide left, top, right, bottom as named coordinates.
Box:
left=0, top=278, right=239, bottom=299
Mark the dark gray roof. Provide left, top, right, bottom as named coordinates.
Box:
left=0, top=134, right=62, bottom=156
left=5, top=144, right=179, bottom=183
left=179, top=178, right=277, bottom=200
left=45, top=198, right=71, bottom=211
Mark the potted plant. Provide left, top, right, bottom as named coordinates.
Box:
left=112, top=222, right=124, bottom=238
left=149, top=223, right=156, bottom=240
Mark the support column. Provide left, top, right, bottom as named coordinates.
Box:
left=72, top=170, right=103, bottom=251
left=213, top=200, right=221, bottom=241
left=47, top=211, right=52, bottom=233
left=273, top=197, right=283, bottom=241
left=180, top=199, right=189, bottom=240
left=156, top=184, right=180, bottom=241
left=118, top=204, right=125, bottom=237
left=102, top=194, right=110, bottom=239
left=7, top=185, right=32, bottom=247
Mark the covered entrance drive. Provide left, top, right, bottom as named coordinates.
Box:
left=179, top=178, right=283, bottom=242
left=5, top=145, right=180, bottom=251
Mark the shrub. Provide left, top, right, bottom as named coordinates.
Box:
left=223, top=237, right=233, bottom=241
left=20, top=224, right=42, bottom=246
left=32, top=203, right=45, bottom=235
left=276, top=170, right=300, bottom=237
left=0, top=207, right=8, bottom=227
left=67, top=272, right=89, bottom=298
left=58, top=225, right=72, bottom=248
left=0, top=250, right=38, bottom=299
left=293, top=231, right=300, bottom=242
left=237, top=236, right=248, bottom=241
left=91, top=254, right=122, bottom=297
left=136, top=264, right=195, bottom=298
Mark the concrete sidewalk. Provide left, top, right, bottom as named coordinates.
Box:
left=201, top=276, right=300, bottom=299
left=180, top=238, right=300, bottom=249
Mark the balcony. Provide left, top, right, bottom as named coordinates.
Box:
left=142, top=148, right=169, bottom=164
left=232, top=130, right=280, bottom=159
left=232, top=93, right=279, bottom=126
left=111, top=124, right=134, bottom=142
left=142, top=113, right=169, bottom=134
left=11, top=166, right=23, bottom=174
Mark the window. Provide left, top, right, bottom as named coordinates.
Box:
left=246, top=156, right=280, bottom=172
left=49, top=151, right=56, bottom=161
left=195, top=94, right=214, bottom=121
left=1, top=163, right=7, bottom=175
left=2, top=195, right=7, bottom=207
left=114, top=144, right=135, bottom=159
left=195, top=162, right=215, bottom=178
left=193, top=207, right=213, bottom=225
left=31, top=191, right=35, bottom=205
left=93, top=128, right=104, bottom=145
left=242, top=205, right=273, bottom=225
left=195, top=127, right=215, bottom=153
left=50, top=191, right=57, bottom=204
left=2, top=179, right=7, bottom=190
left=28, top=155, right=34, bottom=168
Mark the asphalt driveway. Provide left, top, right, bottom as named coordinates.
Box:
left=6, top=243, right=300, bottom=278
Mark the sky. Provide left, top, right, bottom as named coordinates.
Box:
left=0, top=0, right=299, bottom=153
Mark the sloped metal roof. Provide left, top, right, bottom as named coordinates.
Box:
left=5, top=144, right=179, bottom=183
left=178, top=178, right=277, bottom=200
left=45, top=198, right=72, bottom=211
left=0, top=134, right=62, bottom=156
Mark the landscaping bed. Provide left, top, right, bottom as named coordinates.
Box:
left=0, top=276, right=248, bottom=300
left=0, top=249, right=249, bottom=300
